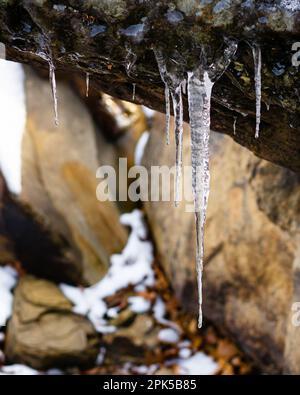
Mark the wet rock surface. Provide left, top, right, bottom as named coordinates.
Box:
left=0, top=1, right=300, bottom=172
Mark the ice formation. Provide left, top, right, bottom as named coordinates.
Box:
left=155, top=40, right=238, bottom=327
left=187, top=69, right=214, bottom=328
left=153, top=48, right=184, bottom=205
left=251, top=44, right=262, bottom=138
left=37, top=49, right=59, bottom=126
left=86, top=72, right=90, bottom=98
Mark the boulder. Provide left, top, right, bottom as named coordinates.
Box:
left=143, top=113, right=300, bottom=374
left=19, top=68, right=127, bottom=285
left=5, top=276, right=99, bottom=370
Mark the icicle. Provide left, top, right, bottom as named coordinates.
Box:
left=187, top=70, right=214, bottom=328
left=164, top=85, right=170, bottom=145
left=233, top=116, right=237, bottom=135
left=86, top=72, right=90, bottom=98
left=49, top=60, right=59, bottom=126
left=125, top=44, right=137, bottom=77
left=132, top=83, right=136, bottom=101
left=181, top=78, right=187, bottom=95
left=171, top=83, right=183, bottom=206
left=154, top=48, right=184, bottom=204
left=153, top=48, right=171, bottom=145
left=37, top=49, right=59, bottom=126
left=251, top=44, right=262, bottom=139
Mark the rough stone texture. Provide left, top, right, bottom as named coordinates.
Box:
left=5, top=275, right=99, bottom=370
left=20, top=68, right=128, bottom=285
left=143, top=113, right=300, bottom=374
left=0, top=1, right=299, bottom=172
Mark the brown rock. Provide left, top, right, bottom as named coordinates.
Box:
left=5, top=276, right=99, bottom=370
left=143, top=113, right=300, bottom=374
left=20, top=68, right=128, bottom=285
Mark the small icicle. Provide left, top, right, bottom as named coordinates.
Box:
left=154, top=48, right=184, bottom=204
left=86, top=72, right=90, bottom=98
left=125, top=44, right=137, bottom=77
left=187, top=70, right=214, bottom=328
left=252, top=44, right=262, bottom=139
left=171, top=84, right=183, bottom=206
left=49, top=61, right=59, bottom=126
left=233, top=116, right=237, bottom=135
left=165, top=85, right=170, bottom=145
left=153, top=48, right=171, bottom=146
left=181, top=78, right=187, bottom=95
left=37, top=48, right=59, bottom=126
left=132, top=83, right=136, bottom=101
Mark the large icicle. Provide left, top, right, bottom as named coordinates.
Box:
left=251, top=44, right=262, bottom=139
left=187, top=70, right=213, bottom=328
left=187, top=40, right=238, bottom=328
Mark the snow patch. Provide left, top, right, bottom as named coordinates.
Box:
left=61, top=210, right=155, bottom=333
left=0, top=60, right=26, bottom=194
left=134, top=131, right=150, bottom=165
left=0, top=364, right=39, bottom=375
left=142, top=106, right=155, bottom=119
left=158, top=328, right=180, bottom=344
left=128, top=296, right=151, bottom=313
left=176, top=352, right=218, bottom=375
left=0, top=266, right=18, bottom=326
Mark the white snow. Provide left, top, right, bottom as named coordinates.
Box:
left=134, top=131, right=150, bottom=165
left=178, top=348, right=192, bottom=359
left=0, top=60, right=26, bottom=194
left=153, top=297, right=181, bottom=332
left=128, top=296, right=151, bottom=313
left=0, top=364, right=39, bottom=375
left=142, top=106, right=155, bottom=119
left=158, top=328, right=180, bottom=344
left=0, top=266, right=18, bottom=326
left=176, top=352, right=218, bottom=375
left=61, top=210, right=155, bottom=333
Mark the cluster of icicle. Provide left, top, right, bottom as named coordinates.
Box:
left=34, top=35, right=262, bottom=327
left=154, top=40, right=262, bottom=327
